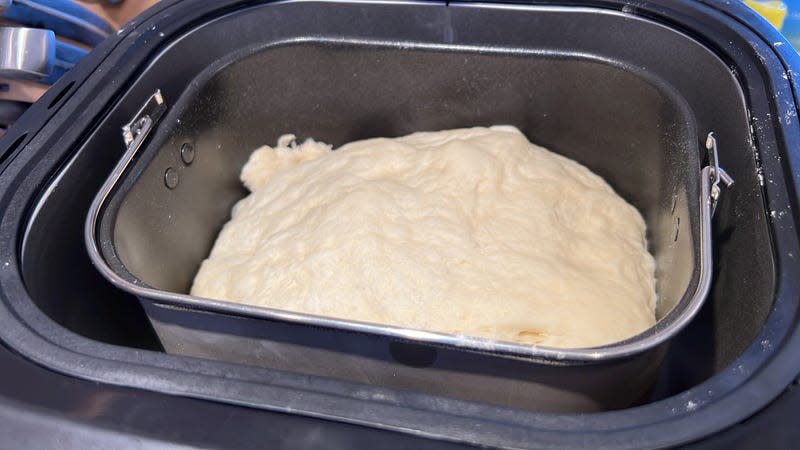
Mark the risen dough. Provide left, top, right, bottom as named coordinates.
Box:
left=191, top=126, right=656, bottom=348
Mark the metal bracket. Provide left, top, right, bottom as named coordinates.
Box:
left=122, top=89, right=165, bottom=150
left=705, top=132, right=734, bottom=216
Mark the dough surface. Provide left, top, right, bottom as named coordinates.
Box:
left=191, top=126, right=656, bottom=348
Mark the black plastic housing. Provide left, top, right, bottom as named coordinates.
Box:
left=0, top=1, right=797, bottom=448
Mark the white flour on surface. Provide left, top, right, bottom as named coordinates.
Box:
left=191, top=126, right=656, bottom=348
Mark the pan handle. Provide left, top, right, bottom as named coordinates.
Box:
left=122, top=89, right=165, bottom=149
left=85, top=89, right=166, bottom=278
left=704, top=132, right=734, bottom=217
left=679, top=137, right=733, bottom=362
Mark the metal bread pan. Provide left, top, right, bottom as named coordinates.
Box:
left=85, top=3, right=733, bottom=412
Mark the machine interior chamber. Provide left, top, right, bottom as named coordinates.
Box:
left=10, top=0, right=782, bottom=435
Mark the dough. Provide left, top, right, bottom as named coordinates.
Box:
left=191, top=126, right=656, bottom=348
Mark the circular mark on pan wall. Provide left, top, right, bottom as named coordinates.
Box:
left=389, top=341, right=437, bottom=368
left=181, top=142, right=195, bottom=165
left=164, top=167, right=179, bottom=189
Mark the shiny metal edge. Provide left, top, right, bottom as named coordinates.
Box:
left=84, top=92, right=718, bottom=363
left=0, top=27, right=55, bottom=80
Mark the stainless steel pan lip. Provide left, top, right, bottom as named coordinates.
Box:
left=84, top=88, right=720, bottom=363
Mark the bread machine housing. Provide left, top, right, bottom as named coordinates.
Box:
left=0, top=0, right=795, bottom=447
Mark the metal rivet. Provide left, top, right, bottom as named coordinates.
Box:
left=181, top=142, right=195, bottom=165
left=164, top=167, right=179, bottom=189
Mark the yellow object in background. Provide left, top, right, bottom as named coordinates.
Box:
left=745, top=0, right=788, bottom=29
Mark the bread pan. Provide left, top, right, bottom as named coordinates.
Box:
left=84, top=4, right=732, bottom=412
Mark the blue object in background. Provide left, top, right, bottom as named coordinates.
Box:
left=3, top=0, right=113, bottom=47
left=782, top=0, right=800, bottom=47
left=1, top=0, right=115, bottom=84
